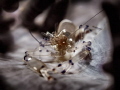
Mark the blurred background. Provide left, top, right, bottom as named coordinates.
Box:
left=0, top=0, right=120, bottom=90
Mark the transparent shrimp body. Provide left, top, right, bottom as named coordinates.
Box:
left=24, top=54, right=46, bottom=73
left=23, top=19, right=102, bottom=81
left=49, top=20, right=77, bottom=62
left=24, top=51, right=55, bottom=81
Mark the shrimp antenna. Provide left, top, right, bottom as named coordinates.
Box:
left=82, top=10, right=103, bottom=26
left=70, top=10, right=103, bottom=37
left=29, top=30, right=42, bottom=45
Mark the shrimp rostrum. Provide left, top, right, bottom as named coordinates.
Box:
left=23, top=18, right=102, bottom=81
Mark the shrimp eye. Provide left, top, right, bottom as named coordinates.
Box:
left=83, top=41, right=85, bottom=43
left=79, top=25, right=83, bottom=28
left=84, top=25, right=89, bottom=30
left=24, top=55, right=32, bottom=62
left=87, top=47, right=91, bottom=51
left=25, top=51, right=27, bottom=54
left=89, top=29, right=92, bottom=32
